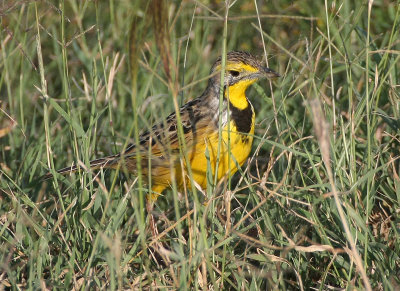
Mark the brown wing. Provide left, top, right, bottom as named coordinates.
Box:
left=121, top=97, right=215, bottom=171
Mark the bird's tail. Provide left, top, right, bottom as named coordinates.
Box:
left=41, top=154, right=120, bottom=181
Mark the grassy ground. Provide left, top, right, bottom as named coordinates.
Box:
left=1, top=0, right=399, bottom=289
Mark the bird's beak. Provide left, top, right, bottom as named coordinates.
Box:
left=262, top=67, right=280, bottom=79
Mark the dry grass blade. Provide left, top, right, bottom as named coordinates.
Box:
left=309, top=99, right=372, bottom=291
left=150, top=0, right=173, bottom=81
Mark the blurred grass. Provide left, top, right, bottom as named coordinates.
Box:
left=1, top=0, right=399, bottom=289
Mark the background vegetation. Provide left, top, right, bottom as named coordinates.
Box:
left=1, top=0, right=399, bottom=289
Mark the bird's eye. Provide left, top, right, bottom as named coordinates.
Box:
left=229, top=70, right=240, bottom=77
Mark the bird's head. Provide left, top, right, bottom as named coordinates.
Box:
left=208, top=51, right=279, bottom=109
left=210, top=51, right=279, bottom=88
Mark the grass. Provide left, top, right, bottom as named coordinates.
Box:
left=1, top=0, right=399, bottom=289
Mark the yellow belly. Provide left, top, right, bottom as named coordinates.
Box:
left=180, top=119, right=254, bottom=190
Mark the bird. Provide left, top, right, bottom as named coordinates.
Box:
left=43, top=51, right=279, bottom=201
